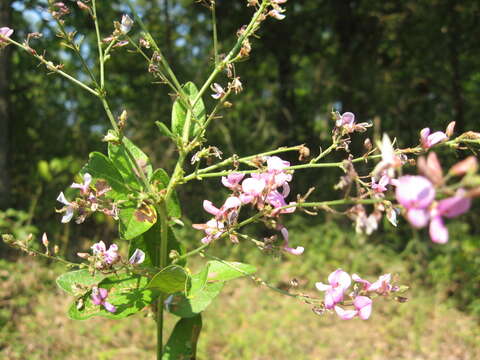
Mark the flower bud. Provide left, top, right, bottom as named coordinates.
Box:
left=77, top=252, right=90, bottom=259
left=364, top=138, right=372, bottom=152
left=449, top=156, right=478, bottom=176
left=417, top=152, right=443, bottom=186
left=298, top=145, right=310, bottom=161
left=42, top=233, right=49, bottom=247
left=445, top=121, right=456, bottom=137
left=76, top=1, right=90, bottom=11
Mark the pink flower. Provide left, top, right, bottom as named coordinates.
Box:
left=336, top=112, right=355, bottom=128
left=280, top=227, right=304, bottom=255
left=120, top=14, right=133, bottom=34
left=211, top=83, right=226, bottom=99
left=268, top=9, right=286, bottom=20
left=240, top=177, right=266, bottom=204
left=91, top=241, right=120, bottom=265
left=352, top=273, right=393, bottom=295
left=91, top=287, right=116, bottom=313
left=315, top=269, right=351, bottom=309
left=56, top=192, right=75, bottom=223
left=395, top=176, right=435, bottom=210
left=334, top=296, right=372, bottom=320
left=0, top=27, right=13, bottom=44
left=267, top=156, right=290, bottom=173
left=371, top=175, right=390, bottom=193
left=129, top=248, right=145, bottom=265
left=420, top=128, right=448, bottom=149
left=221, top=173, right=245, bottom=190
left=203, top=196, right=241, bottom=221
left=71, top=172, right=92, bottom=194
left=428, top=190, right=471, bottom=244
left=192, top=219, right=225, bottom=244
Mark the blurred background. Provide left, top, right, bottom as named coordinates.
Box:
left=1, top=0, right=479, bottom=359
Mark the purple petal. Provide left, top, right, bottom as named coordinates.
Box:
left=103, top=301, right=117, bottom=313
left=223, top=196, right=241, bottom=210
left=429, top=216, right=449, bottom=244
left=203, top=200, right=221, bottom=216
left=395, top=176, right=435, bottom=209
left=354, top=296, right=373, bottom=320
left=61, top=207, right=74, bottom=223
left=334, top=306, right=358, bottom=320
left=427, top=131, right=448, bottom=147
left=438, top=193, right=471, bottom=218
left=315, top=282, right=331, bottom=292
left=129, top=248, right=146, bottom=264
left=406, top=208, right=430, bottom=228
left=341, top=112, right=355, bottom=126
left=328, top=269, right=351, bottom=289
left=56, top=192, right=71, bottom=206
left=284, top=246, right=304, bottom=255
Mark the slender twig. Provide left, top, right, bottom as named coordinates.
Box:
left=91, top=0, right=105, bottom=89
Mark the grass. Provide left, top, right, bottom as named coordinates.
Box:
left=0, top=254, right=479, bottom=360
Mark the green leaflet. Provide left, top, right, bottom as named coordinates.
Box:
left=81, top=152, right=129, bottom=200
left=171, top=82, right=206, bottom=138
left=67, top=273, right=160, bottom=320
left=162, top=315, right=202, bottom=360
left=56, top=269, right=107, bottom=296
left=147, top=265, right=189, bottom=294
left=108, top=137, right=153, bottom=191
left=118, top=201, right=157, bottom=240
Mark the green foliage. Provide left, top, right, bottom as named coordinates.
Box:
left=108, top=138, right=153, bottom=190
left=168, top=260, right=256, bottom=318
left=163, top=315, right=202, bottom=360
left=118, top=201, right=157, bottom=240
left=67, top=273, right=160, bottom=320
left=171, top=82, right=206, bottom=138
left=151, top=169, right=182, bottom=219
left=56, top=269, right=106, bottom=296
left=81, top=152, right=128, bottom=199
left=147, top=265, right=189, bottom=294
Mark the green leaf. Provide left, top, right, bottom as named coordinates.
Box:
left=187, top=264, right=210, bottom=298
left=147, top=265, right=189, bottom=294
left=128, top=223, right=186, bottom=268
left=151, top=169, right=182, bottom=219
left=68, top=273, right=160, bottom=320
left=108, top=137, right=153, bottom=190
left=81, top=152, right=128, bottom=200
left=162, top=315, right=202, bottom=360
left=118, top=201, right=157, bottom=240
left=168, top=282, right=224, bottom=318
left=207, top=260, right=257, bottom=282
left=56, top=269, right=106, bottom=296
left=171, top=82, right=206, bottom=137
left=156, top=121, right=175, bottom=140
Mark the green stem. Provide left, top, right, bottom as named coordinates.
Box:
left=211, top=0, right=219, bottom=67
left=4, top=37, right=99, bottom=96
left=156, top=204, right=169, bottom=359
left=91, top=0, right=105, bottom=89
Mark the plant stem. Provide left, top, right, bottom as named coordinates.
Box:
left=91, top=0, right=105, bottom=89
left=156, top=204, right=169, bottom=359
left=211, top=0, right=219, bottom=67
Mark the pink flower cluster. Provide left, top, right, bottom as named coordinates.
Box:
left=395, top=175, right=471, bottom=243
left=79, top=241, right=145, bottom=270
left=316, top=269, right=395, bottom=320
left=420, top=121, right=455, bottom=149
left=193, top=156, right=302, bottom=254
left=56, top=173, right=118, bottom=224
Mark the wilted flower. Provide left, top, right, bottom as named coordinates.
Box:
left=192, top=219, right=225, bottom=244
left=91, top=287, right=116, bottom=313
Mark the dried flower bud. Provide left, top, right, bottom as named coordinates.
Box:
left=77, top=252, right=90, bottom=259
left=289, top=278, right=299, bottom=287
left=76, top=1, right=90, bottom=11
left=54, top=245, right=60, bottom=255
left=445, top=121, right=456, bottom=137
left=395, top=296, right=409, bottom=303
left=223, top=101, right=233, bottom=108
left=298, top=145, right=310, bottom=161
left=118, top=110, right=128, bottom=129
left=449, top=156, right=478, bottom=176
left=139, top=38, right=150, bottom=48
left=364, top=138, right=372, bottom=152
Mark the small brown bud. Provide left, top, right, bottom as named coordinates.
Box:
left=364, top=138, right=372, bottom=152
left=395, top=296, right=409, bottom=303
left=298, top=145, right=310, bottom=161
